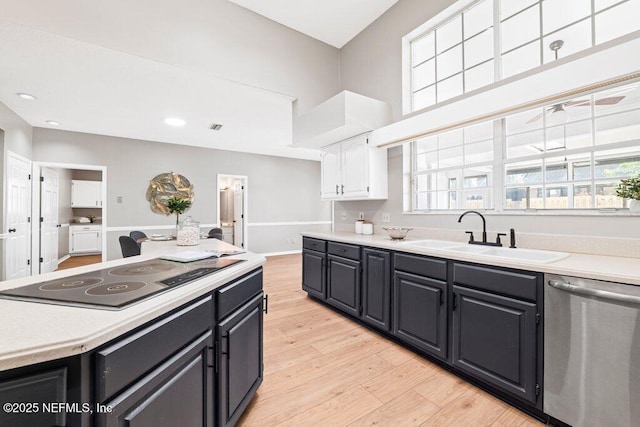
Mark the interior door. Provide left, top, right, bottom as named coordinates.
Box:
left=40, top=167, right=59, bottom=273
left=233, top=181, right=244, bottom=248
left=5, top=153, right=31, bottom=280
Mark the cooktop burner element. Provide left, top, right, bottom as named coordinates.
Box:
left=0, top=257, right=245, bottom=310
left=39, top=277, right=103, bottom=291
left=86, top=282, right=147, bottom=295
left=109, top=262, right=179, bottom=276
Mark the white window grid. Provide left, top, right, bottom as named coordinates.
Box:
left=409, top=81, right=640, bottom=212
left=408, top=0, right=640, bottom=113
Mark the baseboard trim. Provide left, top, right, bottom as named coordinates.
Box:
left=58, top=254, right=71, bottom=264
left=260, top=250, right=302, bottom=257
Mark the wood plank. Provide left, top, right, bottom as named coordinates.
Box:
left=414, top=370, right=471, bottom=408
left=421, top=388, right=509, bottom=426
left=349, top=390, right=440, bottom=427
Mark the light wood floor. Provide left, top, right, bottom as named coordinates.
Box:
left=56, top=255, right=102, bottom=271
left=238, top=254, right=544, bottom=426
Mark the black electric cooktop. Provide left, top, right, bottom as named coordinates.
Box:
left=0, top=257, right=244, bottom=310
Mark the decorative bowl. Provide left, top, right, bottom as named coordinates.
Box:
left=382, top=227, right=413, bottom=240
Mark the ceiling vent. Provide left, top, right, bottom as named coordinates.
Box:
left=210, top=123, right=223, bottom=131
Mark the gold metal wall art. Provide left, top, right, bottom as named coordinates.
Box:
left=146, top=172, right=194, bottom=215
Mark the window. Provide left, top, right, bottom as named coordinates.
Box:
left=409, top=81, right=640, bottom=212
left=412, top=122, right=494, bottom=210
left=406, top=0, right=640, bottom=113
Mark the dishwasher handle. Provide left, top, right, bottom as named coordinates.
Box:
left=548, top=280, right=640, bottom=305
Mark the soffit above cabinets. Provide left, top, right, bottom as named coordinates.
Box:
left=293, top=91, right=392, bottom=149
left=228, top=0, right=399, bottom=48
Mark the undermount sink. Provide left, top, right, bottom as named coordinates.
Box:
left=399, top=240, right=569, bottom=264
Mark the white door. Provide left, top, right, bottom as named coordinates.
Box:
left=5, top=153, right=32, bottom=280
left=341, top=135, right=370, bottom=198
left=233, top=181, right=244, bottom=248
left=320, top=145, right=341, bottom=199
left=40, top=167, right=59, bottom=273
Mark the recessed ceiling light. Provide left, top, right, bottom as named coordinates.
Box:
left=164, top=117, right=186, bottom=127
left=17, top=93, right=37, bottom=100
left=46, top=120, right=61, bottom=126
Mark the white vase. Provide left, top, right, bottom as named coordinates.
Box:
left=629, top=199, right=640, bottom=213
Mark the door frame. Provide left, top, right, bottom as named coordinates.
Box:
left=216, top=174, right=248, bottom=250
left=31, top=162, right=107, bottom=268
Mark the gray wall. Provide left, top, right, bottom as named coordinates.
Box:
left=32, top=128, right=331, bottom=259
left=340, top=0, right=456, bottom=120
left=335, top=0, right=640, bottom=251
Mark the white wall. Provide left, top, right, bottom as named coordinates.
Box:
left=0, top=0, right=341, bottom=115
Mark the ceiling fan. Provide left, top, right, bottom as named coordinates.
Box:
left=525, top=95, right=626, bottom=124
left=525, top=39, right=628, bottom=125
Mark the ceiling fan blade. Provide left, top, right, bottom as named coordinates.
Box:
left=525, top=111, right=545, bottom=124
left=564, top=99, right=591, bottom=107
left=593, top=95, right=625, bottom=105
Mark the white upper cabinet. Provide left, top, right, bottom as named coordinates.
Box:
left=320, top=133, right=387, bottom=201
left=71, top=180, right=102, bottom=208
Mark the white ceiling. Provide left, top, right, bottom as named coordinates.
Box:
left=229, top=0, right=399, bottom=48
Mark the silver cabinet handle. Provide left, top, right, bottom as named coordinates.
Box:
left=548, top=280, right=640, bottom=305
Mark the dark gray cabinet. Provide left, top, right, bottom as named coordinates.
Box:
left=452, top=263, right=541, bottom=406
left=302, top=237, right=327, bottom=300
left=326, top=254, right=361, bottom=316
left=392, top=253, right=448, bottom=361
left=0, top=368, right=67, bottom=427
left=362, top=248, right=391, bottom=332
left=216, top=293, right=264, bottom=427
left=99, top=332, right=213, bottom=427
left=393, top=271, right=448, bottom=360
left=302, top=249, right=326, bottom=299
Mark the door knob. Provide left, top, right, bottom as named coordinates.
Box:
left=8, top=228, right=16, bottom=233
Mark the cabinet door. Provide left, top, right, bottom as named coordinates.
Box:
left=217, top=293, right=263, bottom=427
left=302, top=249, right=326, bottom=299
left=320, top=146, right=341, bottom=199
left=452, top=285, right=537, bottom=404
left=99, top=331, right=213, bottom=427
left=362, top=248, right=390, bottom=332
left=0, top=368, right=67, bottom=427
left=71, top=230, right=101, bottom=253
left=71, top=180, right=101, bottom=207
left=393, top=271, right=448, bottom=360
left=326, top=255, right=361, bottom=317
left=341, top=136, right=369, bottom=198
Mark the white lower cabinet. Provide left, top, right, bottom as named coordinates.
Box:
left=69, top=225, right=102, bottom=254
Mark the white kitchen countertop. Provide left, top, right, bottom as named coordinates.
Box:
left=0, top=239, right=265, bottom=371
left=302, top=231, right=640, bottom=286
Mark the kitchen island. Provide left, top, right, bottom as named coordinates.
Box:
left=0, top=238, right=265, bottom=427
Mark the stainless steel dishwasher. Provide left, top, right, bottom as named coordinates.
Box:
left=545, top=274, right=640, bottom=427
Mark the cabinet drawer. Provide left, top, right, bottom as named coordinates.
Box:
left=394, top=253, right=447, bottom=281
left=216, top=268, right=263, bottom=320
left=303, top=237, right=327, bottom=252
left=453, top=263, right=538, bottom=302
left=328, top=242, right=360, bottom=261
left=95, top=296, right=213, bottom=402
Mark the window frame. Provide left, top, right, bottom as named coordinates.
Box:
left=406, top=80, right=640, bottom=215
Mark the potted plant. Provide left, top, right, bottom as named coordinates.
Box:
left=616, top=175, right=640, bottom=213
left=86, top=214, right=96, bottom=223
left=166, top=197, right=192, bottom=227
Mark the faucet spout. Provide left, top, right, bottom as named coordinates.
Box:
left=458, top=210, right=487, bottom=242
